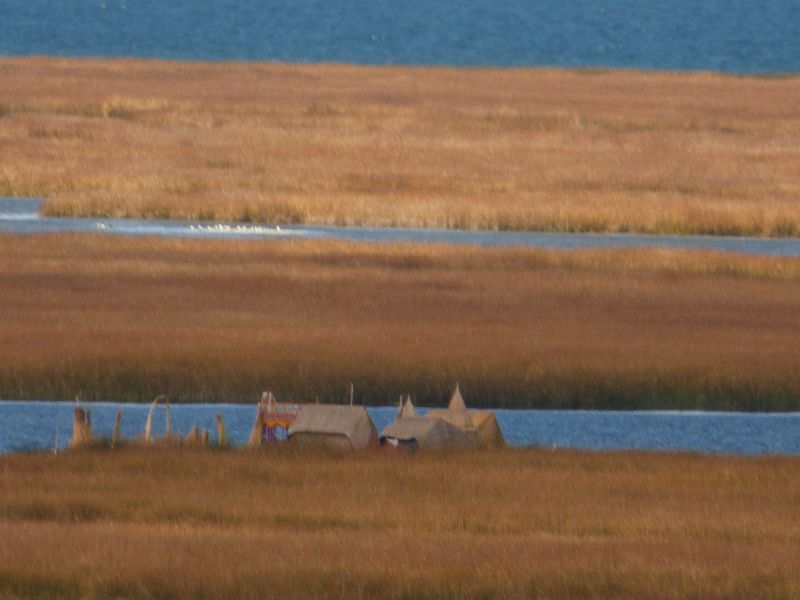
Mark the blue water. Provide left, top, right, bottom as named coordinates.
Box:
left=1, top=401, right=798, bottom=456
left=4, top=198, right=800, bottom=256
left=1, top=0, right=799, bottom=74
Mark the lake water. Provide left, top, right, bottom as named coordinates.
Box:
left=2, top=0, right=799, bottom=74
left=4, top=198, right=800, bottom=256
left=1, top=401, right=798, bottom=456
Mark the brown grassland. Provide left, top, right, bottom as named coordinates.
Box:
left=2, top=234, right=800, bottom=409
left=1, top=57, right=799, bottom=236
left=1, top=447, right=799, bottom=599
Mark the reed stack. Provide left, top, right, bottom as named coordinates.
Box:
left=69, top=405, right=92, bottom=448
left=186, top=427, right=210, bottom=447
left=216, top=414, right=228, bottom=448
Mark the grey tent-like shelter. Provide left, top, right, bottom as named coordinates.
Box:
left=288, top=404, right=379, bottom=450
left=380, top=416, right=479, bottom=450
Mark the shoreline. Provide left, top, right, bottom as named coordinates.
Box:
left=8, top=54, right=800, bottom=77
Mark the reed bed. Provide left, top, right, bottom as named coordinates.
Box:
left=0, top=447, right=799, bottom=599
left=1, top=234, right=800, bottom=409
left=1, top=57, right=799, bottom=236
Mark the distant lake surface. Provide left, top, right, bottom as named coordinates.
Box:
left=2, top=0, right=799, bottom=74
left=2, top=401, right=799, bottom=456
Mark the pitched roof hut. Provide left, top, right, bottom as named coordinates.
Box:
left=288, top=404, right=378, bottom=450
left=426, top=385, right=505, bottom=447
left=380, top=416, right=478, bottom=451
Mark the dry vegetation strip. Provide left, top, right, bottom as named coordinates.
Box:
left=1, top=447, right=799, bottom=599
left=2, top=234, right=800, bottom=409
left=1, top=57, right=799, bottom=236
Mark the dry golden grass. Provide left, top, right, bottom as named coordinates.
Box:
left=0, top=447, right=799, bottom=599
left=2, top=234, right=800, bottom=408
left=1, top=57, right=799, bottom=236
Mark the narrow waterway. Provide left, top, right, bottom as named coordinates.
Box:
left=3, top=198, right=800, bottom=256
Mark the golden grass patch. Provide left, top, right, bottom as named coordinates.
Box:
left=1, top=57, right=799, bottom=235
left=0, top=447, right=799, bottom=599
left=1, top=234, right=800, bottom=408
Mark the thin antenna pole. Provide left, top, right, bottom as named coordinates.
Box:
left=53, top=410, right=62, bottom=454
left=112, top=409, right=123, bottom=449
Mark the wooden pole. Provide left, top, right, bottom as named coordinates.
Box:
left=248, top=402, right=265, bottom=448
left=165, top=403, right=172, bottom=439
left=216, top=414, right=228, bottom=448
left=144, top=408, right=153, bottom=443
left=52, top=410, right=62, bottom=454
left=111, top=409, right=123, bottom=448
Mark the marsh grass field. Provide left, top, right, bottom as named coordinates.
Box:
left=1, top=57, right=799, bottom=236
left=3, top=55, right=800, bottom=600
left=2, top=234, right=800, bottom=409
left=1, top=447, right=799, bottom=599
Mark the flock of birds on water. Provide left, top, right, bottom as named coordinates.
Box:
left=94, top=222, right=293, bottom=236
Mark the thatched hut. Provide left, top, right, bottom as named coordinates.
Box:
left=427, top=385, right=475, bottom=429
left=380, top=416, right=478, bottom=451
left=288, top=404, right=378, bottom=450
left=426, top=385, right=505, bottom=447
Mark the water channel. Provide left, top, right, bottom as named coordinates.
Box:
left=2, top=401, right=798, bottom=456
left=4, top=198, right=800, bottom=256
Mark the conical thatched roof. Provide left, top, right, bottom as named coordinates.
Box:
left=399, top=395, right=418, bottom=418
left=443, top=385, right=473, bottom=429
left=381, top=417, right=478, bottom=450
left=448, top=385, right=467, bottom=411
